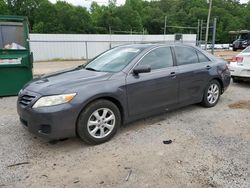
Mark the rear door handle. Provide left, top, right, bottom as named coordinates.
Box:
left=170, top=72, right=176, bottom=78
left=206, top=65, right=212, bottom=70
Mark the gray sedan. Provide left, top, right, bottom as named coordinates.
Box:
left=17, top=44, right=231, bottom=144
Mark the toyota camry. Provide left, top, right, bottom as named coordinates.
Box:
left=17, top=44, right=231, bottom=144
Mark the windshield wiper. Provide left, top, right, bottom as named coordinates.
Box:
left=75, top=65, right=85, bottom=70
left=85, top=67, right=99, bottom=72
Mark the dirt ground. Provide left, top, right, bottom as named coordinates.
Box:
left=0, top=83, right=250, bottom=187
left=214, top=50, right=240, bottom=62
left=0, top=50, right=249, bottom=188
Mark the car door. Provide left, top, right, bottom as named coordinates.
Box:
left=173, top=46, right=211, bottom=104
left=126, top=47, right=178, bottom=116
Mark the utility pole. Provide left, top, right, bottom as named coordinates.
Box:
left=164, top=15, right=167, bottom=35
left=109, top=25, right=112, bottom=49
left=109, top=25, right=112, bottom=35
left=211, top=17, right=217, bottom=54
left=197, top=19, right=200, bottom=46
left=200, top=19, right=203, bottom=46
left=205, top=0, right=212, bottom=50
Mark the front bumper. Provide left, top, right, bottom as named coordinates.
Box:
left=17, top=90, right=79, bottom=140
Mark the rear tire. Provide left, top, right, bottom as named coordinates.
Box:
left=77, top=100, right=121, bottom=145
left=233, top=47, right=237, bottom=51
left=201, top=80, right=221, bottom=108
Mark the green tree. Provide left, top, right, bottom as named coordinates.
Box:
left=0, top=0, right=249, bottom=43
left=0, top=0, right=9, bottom=14
left=32, top=0, right=59, bottom=33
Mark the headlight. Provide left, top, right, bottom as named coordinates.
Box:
left=32, top=93, right=76, bottom=108
left=243, top=41, right=248, bottom=45
left=18, top=89, right=23, bottom=95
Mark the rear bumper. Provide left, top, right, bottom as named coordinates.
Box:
left=229, top=63, right=250, bottom=78
left=17, top=91, right=79, bottom=140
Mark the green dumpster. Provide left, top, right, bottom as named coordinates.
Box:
left=0, top=15, right=33, bottom=96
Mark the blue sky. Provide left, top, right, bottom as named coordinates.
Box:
left=49, top=0, right=249, bottom=7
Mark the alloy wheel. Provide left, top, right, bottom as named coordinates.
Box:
left=87, top=108, right=116, bottom=139
left=207, top=83, right=219, bottom=104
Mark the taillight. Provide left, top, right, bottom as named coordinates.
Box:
left=232, top=56, right=244, bottom=65
left=237, top=56, right=243, bottom=63
left=232, top=56, right=236, bottom=62
left=222, top=63, right=230, bottom=73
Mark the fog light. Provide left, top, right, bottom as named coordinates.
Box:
left=39, top=124, right=51, bottom=134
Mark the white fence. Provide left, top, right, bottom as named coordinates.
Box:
left=29, top=34, right=197, bottom=61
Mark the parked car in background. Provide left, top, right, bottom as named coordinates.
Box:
left=17, top=44, right=231, bottom=145
left=231, top=30, right=250, bottom=51
left=230, top=46, right=250, bottom=82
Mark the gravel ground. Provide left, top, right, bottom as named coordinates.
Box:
left=0, top=81, right=249, bottom=188
left=214, top=50, right=239, bottom=62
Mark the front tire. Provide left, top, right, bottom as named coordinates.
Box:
left=202, top=80, right=221, bottom=107
left=77, top=100, right=121, bottom=145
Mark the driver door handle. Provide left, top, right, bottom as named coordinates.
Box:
left=170, top=72, right=176, bottom=78
left=206, top=65, right=212, bottom=70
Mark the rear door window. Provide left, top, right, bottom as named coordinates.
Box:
left=197, top=51, right=210, bottom=63
left=174, top=46, right=199, bottom=65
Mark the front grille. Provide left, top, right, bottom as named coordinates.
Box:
left=19, top=94, right=36, bottom=107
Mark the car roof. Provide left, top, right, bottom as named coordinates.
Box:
left=119, top=43, right=196, bottom=49
left=118, top=43, right=217, bottom=61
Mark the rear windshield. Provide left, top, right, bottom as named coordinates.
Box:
left=242, top=46, right=250, bottom=53
left=0, top=22, right=26, bottom=50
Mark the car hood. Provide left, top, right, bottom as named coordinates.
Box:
left=233, top=39, right=248, bottom=43
left=24, top=68, right=113, bottom=94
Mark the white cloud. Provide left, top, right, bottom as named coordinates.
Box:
left=49, top=0, right=125, bottom=7
left=240, top=0, right=249, bottom=3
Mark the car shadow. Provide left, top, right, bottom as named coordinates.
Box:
left=120, top=104, right=200, bottom=132
left=26, top=104, right=202, bottom=152
left=232, top=81, right=250, bottom=89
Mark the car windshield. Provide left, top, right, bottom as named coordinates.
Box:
left=239, top=33, right=250, bottom=40
left=85, top=47, right=143, bottom=73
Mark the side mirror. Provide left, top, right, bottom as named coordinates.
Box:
left=133, top=65, right=151, bottom=75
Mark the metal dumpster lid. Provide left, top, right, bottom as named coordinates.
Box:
left=0, top=15, right=28, bottom=22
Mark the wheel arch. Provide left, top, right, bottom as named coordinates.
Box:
left=211, top=77, right=224, bottom=94
left=76, top=95, right=125, bottom=127
left=95, top=96, right=125, bottom=124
